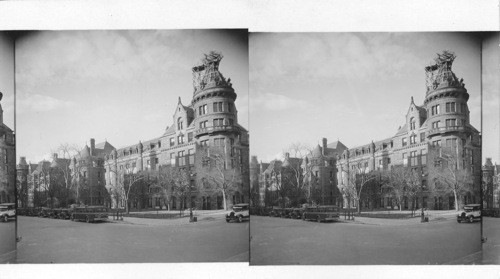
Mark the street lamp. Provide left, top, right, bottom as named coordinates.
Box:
left=420, top=172, right=426, bottom=222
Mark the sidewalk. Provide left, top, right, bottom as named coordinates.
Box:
left=343, top=210, right=458, bottom=227
left=108, top=210, right=229, bottom=226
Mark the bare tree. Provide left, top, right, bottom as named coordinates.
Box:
left=118, top=169, right=144, bottom=214
left=148, top=165, right=177, bottom=211
left=51, top=143, right=82, bottom=206
left=428, top=146, right=474, bottom=211
left=282, top=143, right=310, bottom=205
left=199, top=146, right=238, bottom=211
left=171, top=167, right=195, bottom=215
left=406, top=169, right=424, bottom=216
left=382, top=166, right=408, bottom=211
left=345, top=164, right=378, bottom=214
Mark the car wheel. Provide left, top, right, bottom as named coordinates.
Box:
left=86, top=216, right=90, bottom=223
left=226, top=218, right=230, bottom=223
left=2, top=215, right=7, bottom=222
left=238, top=215, right=243, bottom=223
left=469, top=215, right=474, bottom=223
left=457, top=219, right=461, bottom=223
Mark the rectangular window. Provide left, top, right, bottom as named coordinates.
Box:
left=213, top=102, right=218, bottom=112
left=213, top=118, right=224, bottom=126
left=200, top=140, right=209, bottom=147
left=410, top=135, right=416, bottom=144
left=218, top=102, right=223, bottom=112
left=177, top=135, right=184, bottom=144
left=229, top=119, right=234, bottom=126
left=402, top=138, right=407, bottom=147
left=188, top=132, right=193, bottom=142
left=420, top=132, right=425, bottom=142
left=214, top=138, right=225, bottom=146
left=170, top=137, right=175, bottom=147
left=155, top=158, right=159, bottom=164
left=445, top=119, right=456, bottom=127
left=432, top=121, right=440, bottom=129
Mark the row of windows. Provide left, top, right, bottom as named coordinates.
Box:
left=197, top=102, right=234, bottom=116
left=431, top=118, right=467, bottom=129
left=170, top=132, right=194, bottom=147
left=430, top=102, right=467, bottom=116
left=199, top=118, right=235, bottom=129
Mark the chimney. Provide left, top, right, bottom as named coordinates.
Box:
left=322, top=138, right=327, bottom=155
left=53, top=153, right=58, bottom=159
left=285, top=152, right=290, bottom=159
left=90, top=138, right=95, bottom=156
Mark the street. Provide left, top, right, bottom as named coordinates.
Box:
left=482, top=217, right=500, bottom=264
left=17, top=215, right=248, bottom=263
left=250, top=215, right=481, bottom=265
left=0, top=220, right=16, bottom=263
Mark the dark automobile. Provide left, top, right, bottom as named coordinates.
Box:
left=226, top=203, right=250, bottom=223
left=71, top=206, right=109, bottom=223
left=302, top=205, right=340, bottom=222
left=58, top=208, right=73, bottom=219
left=289, top=208, right=304, bottom=219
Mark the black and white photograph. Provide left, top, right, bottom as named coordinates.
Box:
left=14, top=29, right=250, bottom=263
left=249, top=32, right=484, bottom=265
left=0, top=32, right=16, bottom=264
left=0, top=1, right=498, bottom=277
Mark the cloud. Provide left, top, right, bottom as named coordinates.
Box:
left=250, top=92, right=311, bottom=111
left=250, top=33, right=422, bottom=88
left=17, top=94, right=75, bottom=114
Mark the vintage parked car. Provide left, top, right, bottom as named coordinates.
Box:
left=71, top=206, right=109, bottom=223
left=302, top=206, right=340, bottom=223
left=58, top=208, right=73, bottom=220
left=226, top=203, right=250, bottom=223
left=457, top=204, right=481, bottom=223
left=0, top=203, right=16, bottom=222
left=289, top=208, right=304, bottom=219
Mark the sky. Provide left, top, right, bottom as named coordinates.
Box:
left=482, top=32, right=500, bottom=164
left=16, top=30, right=248, bottom=163
left=0, top=33, right=14, bottom=130
left=250, top=32, right=482, bottom=162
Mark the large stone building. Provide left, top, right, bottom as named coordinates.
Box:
left=482, top=158, right=499, bottom=209
left=0, top=92, right=15, bottom=204
left=18, top=52, right=249, bottom=211
left=252, top=51, right=481, bottom=210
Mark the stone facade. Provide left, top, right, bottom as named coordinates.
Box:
left=252, top=51, right=481, bottom=210
left=17, top=52, right=249, bottom=211
left=482, top=158, right=500, bottom=209
left=0, top=92, right=15, bottom=204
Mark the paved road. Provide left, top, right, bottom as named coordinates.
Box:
left=250, top=216, right=481, bottom=265
left=0, top=219, right=16, bottom=263
left=17, top=216, right=248, bottom=263
left=482, top=217, right=500, bottom=264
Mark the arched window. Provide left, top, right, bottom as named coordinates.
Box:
left=410, top=117, right=416, bottom=130
left=177, top=118, right=183, bottom=130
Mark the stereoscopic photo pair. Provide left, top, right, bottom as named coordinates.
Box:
left=0, top=30, right=498, bottom=265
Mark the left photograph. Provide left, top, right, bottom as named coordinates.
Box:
left=0, top=32, right=16, bottom=264
left=15, top=30, right=250, bottom=263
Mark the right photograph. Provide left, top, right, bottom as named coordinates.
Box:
left=249, top=32, right=483, bottom=265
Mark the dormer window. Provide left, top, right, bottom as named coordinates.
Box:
left=178, top=118, right=183, bottom=130
left=410, top=117, right=416, bottom=130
